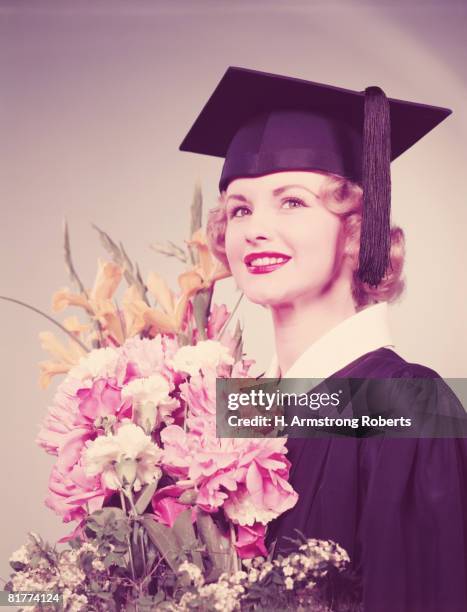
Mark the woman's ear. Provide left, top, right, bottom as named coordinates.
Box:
left=346, top=241, right=360, bottom=267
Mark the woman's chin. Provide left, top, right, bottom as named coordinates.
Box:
left=242, top=288, right=297, bottom=307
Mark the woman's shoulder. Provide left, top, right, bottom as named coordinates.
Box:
left=336, top=347, right=440, bottom=379
left=335, top=348, right=466, bottom=430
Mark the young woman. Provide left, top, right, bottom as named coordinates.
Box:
left=180, top=67, right=467, bottom=612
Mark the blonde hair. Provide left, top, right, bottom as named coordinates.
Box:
left=206, top=173, right=405, bottom=308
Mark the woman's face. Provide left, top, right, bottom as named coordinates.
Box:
left=224, top=171, right=349, bottom=307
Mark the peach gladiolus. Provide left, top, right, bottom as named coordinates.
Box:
left=90, top=259, right=122, bottom=304
left=52, top=259, right=122, bottom=316
left=38, top=317, right=88, bottom=388
left=121, top=285, right=148, bottom=338
left=186, top=229, right=231, bottom=288
left=119, top=274, right=196, bottom=337
left=144, top=272, right=196, bottom=335
left=51, top=260, right=124, bottom=344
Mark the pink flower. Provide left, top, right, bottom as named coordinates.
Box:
left=45, top=464, right=107, bottom=523
left=162, top=427, right=298, bottom=524
left=223, top=440, right=298, bottom=525
left=191, top=442, right=243, bottom=511
left=36, top=378, right=84, bottom=455
left=76, top=378, right=128, bottom=424
left=151, top=484, right=195, bottom=527
left=160, top=426, right=196, bottom=479
left=207, top=304, right=230, bottom=339
left=179, top=369, right=218, bottom=437
left=235, top=523, right=268, bottom=559
left=118, top=335, right=180, bottom=385
left=55, top=428, right=94, bottom=472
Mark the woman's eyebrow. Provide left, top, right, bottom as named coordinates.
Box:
left=225, top=193, right=250, bottom=204
left=225, top=184, right=319, bottom=203
left=272, top=184, right=319, bottom=198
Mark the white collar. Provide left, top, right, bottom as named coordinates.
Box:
left=265, top=302, right=394, bottom=379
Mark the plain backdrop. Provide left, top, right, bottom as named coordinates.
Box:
left=1, top=0, right=466, bottom=586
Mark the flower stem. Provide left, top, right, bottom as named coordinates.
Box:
left=139, top=525, right=147, bottom=579
left=0, top=295, right=89, bottom=353
left=123, top=487, right=138, bottom=517
left=127, top=533, right=136, bottom=581
left=218, top=292, right=244, bottom=341
left=229, top=523, right=239, bottom=573
left=119, top=490, right=127, bottom=512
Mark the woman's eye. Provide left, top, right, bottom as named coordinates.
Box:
left=229, top=206, right=250, bottom=219
left=228, top=198, right=306, bottom=218
left=282, top=197, right=306, bottom=209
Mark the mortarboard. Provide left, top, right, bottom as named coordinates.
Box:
left=179, top=67, right=452, bottom=287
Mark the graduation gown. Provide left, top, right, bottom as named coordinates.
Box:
left=265, top=347, right=467, bottom=612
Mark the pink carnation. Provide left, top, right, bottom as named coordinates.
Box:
left=160, top=425, right=198, bottom=479
left=45, top=463, right=107, bottom=523
left=207, top=304, right=230, bottom=339
left=235, top=523, right=268, bottom=559
left=36, top=376, right=88, bottom=456
left=161, top=424, right=297, bottom=526
left=76, top=378, right=130, bottom=425
left=151, top=483, right=195, bottom=527
left=118, top=336, right=181, bottom=386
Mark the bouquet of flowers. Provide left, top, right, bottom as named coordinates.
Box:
left=4, top=189, right=356, bottom=611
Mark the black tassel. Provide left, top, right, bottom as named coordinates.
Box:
left=358, top=86, right=392, bottom=287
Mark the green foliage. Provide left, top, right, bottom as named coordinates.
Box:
left=134, top=481, right=158, bottom=515
left=85, top=508, right=130, bottom=570
left=195, top=510, right=233, bottom=581
left=192, top=286, right=213, bottom=341
left=141, top=515, right=185, bottom=572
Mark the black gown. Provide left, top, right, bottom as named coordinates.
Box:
left=265, top=348, right=467, bottom=612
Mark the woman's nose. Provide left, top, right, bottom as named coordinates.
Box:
left=243, top=211, right=275, bottom=244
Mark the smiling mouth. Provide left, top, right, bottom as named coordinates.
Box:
left=246, top=256, right=291, bottom=274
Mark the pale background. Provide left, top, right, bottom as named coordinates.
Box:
left=1, top=0, right=466, bottom=586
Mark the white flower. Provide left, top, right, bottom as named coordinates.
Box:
left=92, top=558, right=106, bottom=572
left=79, top=542, right=99, bottom=555
left=69, top=347, right=119, bottom=381
left=283, top=565, right=294, bottom=577
left=285, top=576, right=294, bottom=590
left=122, top=375, right=179, bottom=430
left=62, top=589, right=88, bottom=612
left=170, top=340, right=234, bottom=377
left=223, top=489, right=278, bottom=526
left=247, top=568, right=258, bottom=583
left=10, top=545, right=29, bottom=565
left=84, top=423, right=163, bottom=491
left=179, top=561, right=204, bottom=587
left=122, top=374, right=170, bottom=405
left=58, top=558, right=85, bottom=588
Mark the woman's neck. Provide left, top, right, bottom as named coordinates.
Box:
left=270, top=284, right=356, bottom=377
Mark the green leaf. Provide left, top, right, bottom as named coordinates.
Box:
left=141, top=515, right=185, bottom=572
left=192, top=287, right=213, bottom=341
left=90, top=507, right=127, bottom=526
left=172, top=509, right=203, bottom=570
left=188, top=183, right=203, bottom=265
left=196, top=510, right=233, bottom=581
left=232, top=319, right=244, bottom=362
left=80, top=552, right=95, bottom=574
left=104, top=552, right=127, bottom=569
left=135, top=481, right=158, bottom=515
left=133, top=592, right=166, bottom=611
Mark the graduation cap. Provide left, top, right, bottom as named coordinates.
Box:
left=179, top=67, right=452, bottom=287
